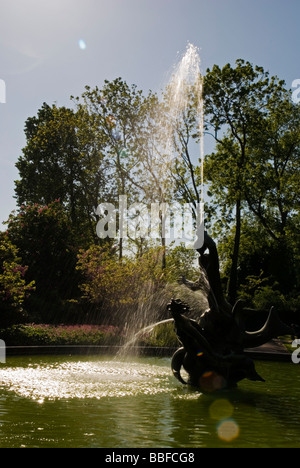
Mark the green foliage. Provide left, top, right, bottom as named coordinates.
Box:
left=15, top=103, right=109, bottom=245
left=203, top=60, right=300, bottom=301
left=0, top=235, right=35, bottom=325
left=76, top=242, right=199, bottom=328
left=6, top=71, right=299, bottom=331
left=76, top=245, right=166, bottom=322
left=76, top=79, right=168, bottom=205
left=218, top=217, right=299, bottom=307
left=5, top=201, right=80, bottom=323
left=138, top=322, right=178, bottom=348
left=252, top=285, right=287, bottom=312
left=0, top=324, right=122, bottom=346
left=163, top=243, right=199, bottom=283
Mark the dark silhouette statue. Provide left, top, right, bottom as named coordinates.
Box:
left=169, top=232, right=294, bottom=391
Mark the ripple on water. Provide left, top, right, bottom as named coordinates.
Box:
left=0, top=359, right=175, bottom=401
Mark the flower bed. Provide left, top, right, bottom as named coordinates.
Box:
left=0, top=324, right=123, bottom=347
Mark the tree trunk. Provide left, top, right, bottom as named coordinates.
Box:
left=227, top=198, right=241, bottom=304
left=161, top=236, right=166, bottom=270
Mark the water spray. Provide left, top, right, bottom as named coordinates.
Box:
left=167, top=43, right=205, bottom=249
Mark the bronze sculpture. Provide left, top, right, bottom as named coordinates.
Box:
left=169, top=232, right=294, bottom=391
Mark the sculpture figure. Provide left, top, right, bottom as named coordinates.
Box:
left=169, top=232, right=294, bottom=391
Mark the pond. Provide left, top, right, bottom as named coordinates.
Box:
left=0, top=354, right=299, bottom=448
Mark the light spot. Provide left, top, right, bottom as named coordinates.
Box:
left=199, top=370, right=226, bottom=393
left=78, top=39, right=87, bottom=50
left=217, top=419, right=240, bottom=442
left=209, top=399, right=234, bottom=421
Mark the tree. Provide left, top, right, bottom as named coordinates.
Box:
left=5, top=201, right=80, bottom=323
left=244, top=99, right=300, bottom=293
left=77, top=79, right=176, bottom=262
left=76, top=244, right=167, bottom=327
left=15, top=80, right=183, bottom=263
left=160, top=73, right=203, bottom=220
left=76, top=80, right=146, bottom=257
left=0, top=234, right=35, bottom=326
left=217, top=216, right=300, bottom=322
left=15, top=103, right=109, bottom=245
left=203, top=60, right=289, bottom=303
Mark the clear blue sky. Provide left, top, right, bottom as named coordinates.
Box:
left=0, top=0, right=299, bottom=227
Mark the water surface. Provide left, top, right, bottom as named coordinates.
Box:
left=0, top=355, right=299, bottom=448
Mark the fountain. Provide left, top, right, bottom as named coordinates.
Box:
left=169, top=232, right=295, bottom=391
left=0, top=45, right=298, bottom=449
left=165, top=43, right=205, bottom=250
left=159, top=44, right=295, bottom=392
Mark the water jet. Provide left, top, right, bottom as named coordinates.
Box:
left=0, top=44, right=298, bottom=450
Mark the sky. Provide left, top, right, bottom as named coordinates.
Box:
left=0, top=0, right=299, bottom=228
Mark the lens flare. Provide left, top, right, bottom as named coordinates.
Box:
left=78, top=39, right=87, bottom=50
left=199, top=371, right=226, bottom=393
left=209, top=399, right=234, bottom=421
left=209, top=399, right=240, bottom=443
left=217, top=419, right=240, bottom=442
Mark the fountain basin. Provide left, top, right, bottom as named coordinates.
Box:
left=0, top=354, right=299, bottom=448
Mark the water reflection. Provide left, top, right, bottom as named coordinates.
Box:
left=0, top=356, right=299, bottom=448
left=0, top=357, right=174, bottom=401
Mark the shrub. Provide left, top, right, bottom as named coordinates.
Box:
left=0, top=323, right=123, bottom=346
left=253, top=284, right=287, bottom=312
left=76, top=246, right=167, bottom=326
left=0, top=235, right=35, bottom=325
left=138, top=322, right=178, bottom=348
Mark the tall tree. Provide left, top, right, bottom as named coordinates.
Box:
left=203, top=60, right=288, bottom=303
left=77, top=79, right=175, bottom=261
left=77, top=79, right=149, bottom=258
left=5, top=202, right=80, bottom=323
left=15, top=103, right=108, bottom=245
left=162, top=81, right=203, bottom=215
left=244, top=98, right=300, bottom=293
